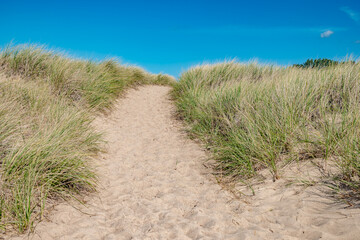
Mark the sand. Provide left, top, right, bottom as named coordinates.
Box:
left=10, top=86, right=360, bottom=240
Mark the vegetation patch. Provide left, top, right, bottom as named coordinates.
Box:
left=0, top=44, right=174, bottom=232
left=173, top=61, right=360, bottom=189
left=293, top=58, right=355, bottom=69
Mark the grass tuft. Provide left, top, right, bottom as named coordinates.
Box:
left=0, top=44, right=174, bottom=232
left=173, top=60, right=360, bottom=187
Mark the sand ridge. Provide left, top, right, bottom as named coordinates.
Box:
left=10, top=86, right=360, bottom=240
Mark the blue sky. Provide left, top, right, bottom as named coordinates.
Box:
left=1, top=0, right=359, bottom=77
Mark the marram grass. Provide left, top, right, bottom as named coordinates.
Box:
left=0, top=44, right=175, bottom=232
left=173, top=61, right=360, bottom=187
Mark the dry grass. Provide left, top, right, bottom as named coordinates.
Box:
left=0, top=44, right=175, bottom=232
left=173, top=61, right=360, bottom=188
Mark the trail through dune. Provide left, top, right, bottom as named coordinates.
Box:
left=12, top=86, right=360, bottom=240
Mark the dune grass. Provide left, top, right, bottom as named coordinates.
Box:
left=0, top=44, right=174, bottom=232
left=173, top=61, right=360, bottom=189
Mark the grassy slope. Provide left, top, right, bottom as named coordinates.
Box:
left=173, top=61, right=360, bottom=188
left=0, top=44, right=175, bottom=232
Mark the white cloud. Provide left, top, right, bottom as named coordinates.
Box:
left=174, top=26, right=346, bottom=36
left=321, top=30, right=334, bottom=38
left=341, top=6, right=360, bottom=23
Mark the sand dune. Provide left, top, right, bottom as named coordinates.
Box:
left=11, top=86, right=360, bottom=240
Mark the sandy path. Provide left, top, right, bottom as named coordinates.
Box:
left=11, top=86, right=360, bottom=240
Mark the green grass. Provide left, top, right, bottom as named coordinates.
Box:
left=173, top=61, right=360, bottom=187
left=0, top=44, right=174, bottom=232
